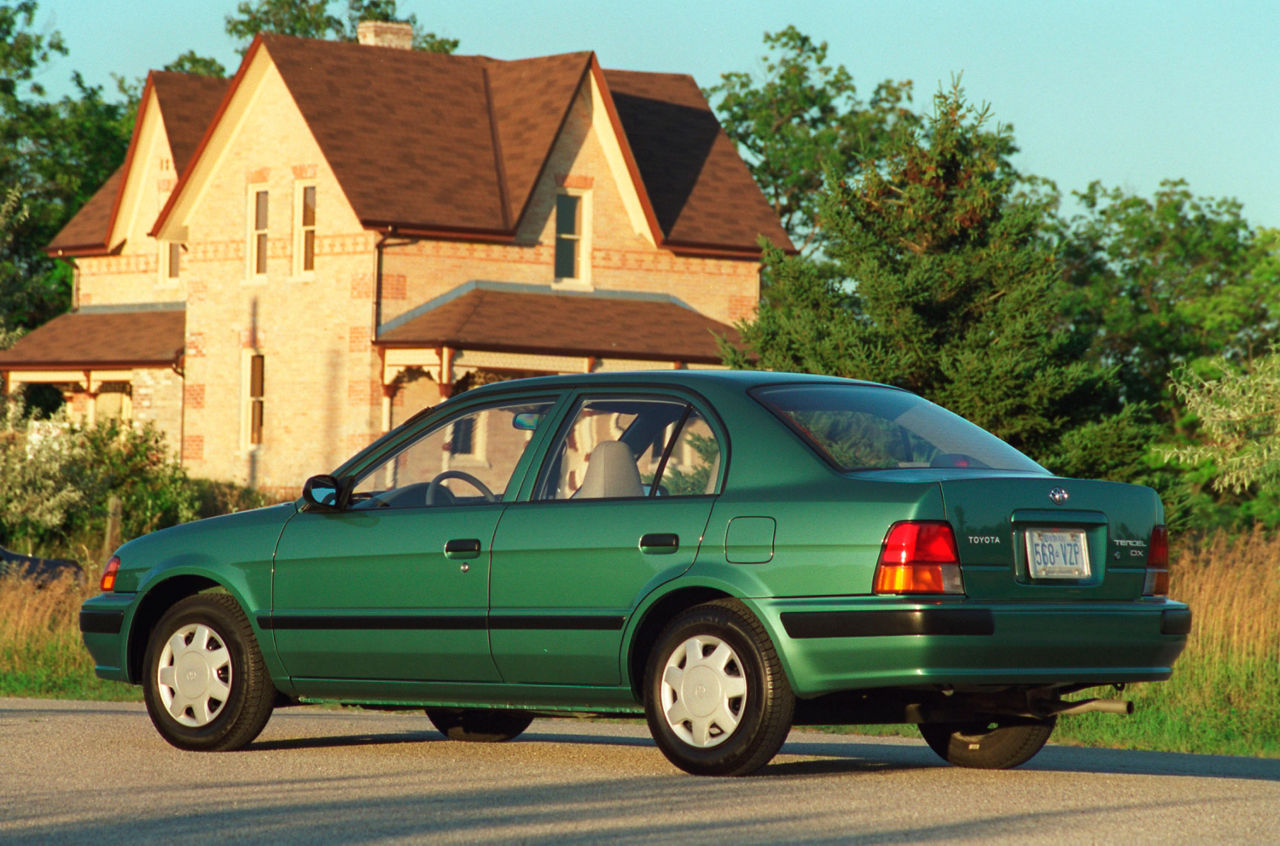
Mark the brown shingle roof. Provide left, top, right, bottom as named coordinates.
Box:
left=604, top=70, right=792, bottom=252
left=264, top=36, right=524, bottom=234
left=45, top=73, right=229, bottom=256
left=482, top=52, right=594, bottom=228
left=152, top=72, right=233, bottom=174
left=45, top=166, right=124, bottom=256
left=376, top=285, right=737, bottom=364
left=160, top=35, right=790, bottom=254
left=0, top=308, right=185, bottom=369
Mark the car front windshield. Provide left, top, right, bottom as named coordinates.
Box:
left=753, top=383, right=1047, bottom=473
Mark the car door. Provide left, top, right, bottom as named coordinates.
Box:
left=270, top=396, right=557, bottom=687
left=489, top=392, right=724, bottom=686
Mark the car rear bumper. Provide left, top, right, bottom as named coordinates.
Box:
left=750, top=596, right=1191, bottom=697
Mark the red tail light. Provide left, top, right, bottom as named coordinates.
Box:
left=874, top=521, right=964, bottom=595
left=100, top=555, right=120, bottom=593
left=1143, top=525, right=1169, bottom=596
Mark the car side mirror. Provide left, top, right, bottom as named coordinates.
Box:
left=302, top=474, right=351, bottom=512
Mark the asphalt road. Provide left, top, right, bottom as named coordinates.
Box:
left=2, top=697, right=1278, bottom=844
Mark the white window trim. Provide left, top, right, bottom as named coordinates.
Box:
left=246, top=185, right=269, bottom=282
left=291, top=181, right=317, bottom=280
left=552, top=188, right=592, bottom=291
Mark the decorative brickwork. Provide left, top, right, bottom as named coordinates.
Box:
left=350, top=275, right=373, bottom=299
left=348, top=325, right=370, bottom=352
left=348, top=378, right=381, bottom=405
left=183, top=434, right=204, bottom=461
left=383, top=274, right=407, bottom=299
left=183, top=383, right=205, bottom=409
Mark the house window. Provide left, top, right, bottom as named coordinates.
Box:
left=250, top=189, right=268, bottom=277
left=554, top=194, right=580, bottom=279
left=247, top=353, right=265, bottom=446
left=294, top=184, right=316, bottom=275
left=164, top=242, right=182, bottom=280
left=450, top=417, right=475, bottom=455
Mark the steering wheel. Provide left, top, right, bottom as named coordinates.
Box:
left=426, top=470, right=496, bottom=505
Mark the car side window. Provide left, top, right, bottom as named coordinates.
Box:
left=537, top=396, right=721, bottom=500
left=351, top=399, right=554, bottom=508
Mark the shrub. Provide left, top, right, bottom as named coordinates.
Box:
left=0, top=398, right=264, bottom=563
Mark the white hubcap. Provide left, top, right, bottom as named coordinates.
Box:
left=660, top=634, right=748, bottom=748
left=156, top=623, right=232, bottom=727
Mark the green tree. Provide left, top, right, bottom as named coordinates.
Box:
left=1057, top=180, right=1276, bottom=418
left=163, top=50, right=227, bottom=78
left=705, top=26, right=916, bottom=255
left=1165, top=352, right=1280, bottom=495
left=727, top=82, right=1129, bottom=472
left=226, top=0, right=457, bottom=53
left=226, top=0, right=339, bottom=45
left=1, top=2, right=131, bottom=333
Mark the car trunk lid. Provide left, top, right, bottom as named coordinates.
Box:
left=933, top=474, right=1163, bottom=601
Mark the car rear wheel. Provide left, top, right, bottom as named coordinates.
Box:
left=143, top=593, right=275, bottom=751
left=425, top=708, right=533, bottom=742
left=919, top=717, right=1056, bottom=769
left=644, top=600, right=794, bottom=776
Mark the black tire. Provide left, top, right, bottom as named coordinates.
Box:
left=644, top=599, right=794, bottom=776
left=919, top=717, right=1056, bottom=769
left=426, top=708, right=533, bottom=742
left=143, top=593, right=275, bottom=751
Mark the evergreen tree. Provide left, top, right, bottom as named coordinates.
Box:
left=728, top=82, right=1132, bottom=470
left=706, top=26, right=916, bottom=257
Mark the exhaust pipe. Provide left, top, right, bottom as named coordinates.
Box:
left=1042, top=697, right=1134, bottom=717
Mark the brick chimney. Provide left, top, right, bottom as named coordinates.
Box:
left=357, top=20, right=414, bottom=50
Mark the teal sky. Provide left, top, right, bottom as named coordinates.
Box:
left=28, top=0, right=1280, bottom=227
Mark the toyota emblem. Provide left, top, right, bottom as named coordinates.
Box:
left=1048, top=487, right=1069, bottom=505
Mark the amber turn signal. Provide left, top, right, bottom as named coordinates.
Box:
left=100, top=555, right=120, bottom=593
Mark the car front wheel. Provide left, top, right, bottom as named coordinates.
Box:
left=644, top=600, right=794, bottom=776
left=919, top=717, right=1056, bottom=769
left=143, top=593, right=275, bottom=751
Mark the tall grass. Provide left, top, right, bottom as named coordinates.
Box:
left=1055, top=525, right=1280, bottom=756
left=0, top=570, right=139, bottom=700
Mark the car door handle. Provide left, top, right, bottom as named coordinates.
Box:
left=443, top=538, right=482, bottom=560
left=639, top=533, right=679, bottom=554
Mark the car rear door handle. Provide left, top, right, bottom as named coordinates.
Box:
left=443, top=538, right=482, bottom=560
left=639, top=533, right=679, bottom=554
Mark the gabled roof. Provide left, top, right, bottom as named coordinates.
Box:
left=0, top=307, right=185, bottom=370
left=377, top=283, right=738, bottom=364
left=155, top=34, right=792, bottom=256
left=45, top=72, right=230, bottom=257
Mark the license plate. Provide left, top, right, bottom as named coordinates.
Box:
left=1025, top=528, right=1090, bottom=579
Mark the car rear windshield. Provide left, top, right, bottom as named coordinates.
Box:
left=753, top=383, right=1047, bottom=473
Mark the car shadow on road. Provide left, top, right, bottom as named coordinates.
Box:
left=765, top=735, right=1280, bottom=782
left=251, top=730, right=440, bottom=751
left=246, top=717, right=1280, bottom=783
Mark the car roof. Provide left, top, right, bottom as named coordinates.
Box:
left=459, top=369, right=894, bottom=397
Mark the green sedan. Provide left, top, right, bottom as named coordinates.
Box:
left=80, top=371, right=1189, bottom=775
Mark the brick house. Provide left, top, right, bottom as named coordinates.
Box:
left=0, top=24, right=790, bottom=495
